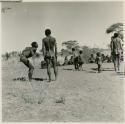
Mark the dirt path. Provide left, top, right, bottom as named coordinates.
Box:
left=2, top=60, right=124, bottom=122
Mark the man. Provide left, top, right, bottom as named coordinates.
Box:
left=42, top=29, right=58, bottom=82
left=20, top=42, right=38, bottom=81
left=110, top=33, right=123, bottom=72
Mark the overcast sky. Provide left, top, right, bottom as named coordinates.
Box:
left=1, top=1, right=123, bottom=54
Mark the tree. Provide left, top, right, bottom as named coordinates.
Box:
left=106, top=23, right=123, bottom=40
left=62, top=40, right=80, bottom=52
left=60, top=49, right=70, bottom=57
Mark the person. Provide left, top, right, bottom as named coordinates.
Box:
left=72, top=48, right=79, bottom=70
left=63, top=56, right=68, bottom=65
left=42, top=29, right=58, bottom=82
left=110, top=33, right=123, bottom=72
left=78, top=50, right=84, bottom=71
left=88, top=54, right=95, bottom=63
left=95, top=52, right=102, bottom=73
left=20, top=42, right=38, bottom=81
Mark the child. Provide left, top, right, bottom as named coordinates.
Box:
left=72, top=48, right=79, bottom=70
left=20, top=42, right=38, bottom=81
left=95, top=52, right=102, bottom=73
left=78, top=50, right=84, bottom=71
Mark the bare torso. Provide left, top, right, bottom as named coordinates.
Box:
left=42, top=36, right=57, bottom=57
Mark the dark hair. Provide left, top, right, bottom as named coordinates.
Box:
left=45, top=29, right=51, bottom=36
left=114, top=33, right=119, bottom=38
left=79, top=50, right=83, bottom=54
left=31, top=42, right=38, bottom=48
left=72, top=48, right=75, bottom=51
left=96, top=52, right=101, bottom=56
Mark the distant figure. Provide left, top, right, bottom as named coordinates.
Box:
left=88, top=54, right=95, bottom=63
left=72, top=48, right=79, bottom=70
left=105, top=55, right=112, bottom=63
left=68, top=56, right=74, bottom=65
left=95, top=52, right=102, bottom=73
left=63, top=56, right=68, bottom=65
left=78, top=50, right=84, bottom=71
left=20, top=42, right=38, bottom=81
left=42, top=29, right=58, bottom=82
left=110, top=33, right=123, bottom=72
left=101, top=54, right=106, bottom=62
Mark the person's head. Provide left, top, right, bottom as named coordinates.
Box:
left=79, top=50, right=83, bottom=54
left=96, top=52, right=101, bottom=57
left=114, top=33, right=119, bottom=38
left=31, top=42, right=38, bottom=49
left=45, top=29, right=51, bottom=36
left=72, top=48, right=75, bottom=51
left=91, top=54, right=94, bottom=57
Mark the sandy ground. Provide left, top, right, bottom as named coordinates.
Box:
left=2, top=60, right=124, bottom=122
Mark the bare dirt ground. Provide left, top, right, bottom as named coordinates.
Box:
left=2, top=59, right=124, bottom=122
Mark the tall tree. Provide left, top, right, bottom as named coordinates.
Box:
left=106, top=23, right=123, bottom=40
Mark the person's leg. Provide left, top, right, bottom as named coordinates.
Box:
left=51, top=57, right=58, bottom=81
left=113, top=55, right=117, bottom=71
left=97, top=64, right=100, bottom=72
left=117, top=54, right=120, bottom=71
left=74, top=58, right=76, bottom=70
left=99, top=64, right=102, bottom=72
left=20, top=56, right=34, bottom=81
left=45, top=58, right=51, bottom=82
left=28, top=62, right=34, bottom=81
left=81, top=63, right=83, bottom=71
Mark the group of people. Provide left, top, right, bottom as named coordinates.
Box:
left=88, top=54, right=112, bottom=63
left=20, top=30, right=123, bottom=82
left=71, top=48, right=102, bottom=73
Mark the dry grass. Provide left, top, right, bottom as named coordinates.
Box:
left=2, top=60, right=124, bottom=122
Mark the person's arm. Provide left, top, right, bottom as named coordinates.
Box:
left=31, top=48, right=37, bottom=57
left=42, top=40, right=45, bottom=57
left=95, top=57, right=98, bottom=63
left=55, top=39, right=57, bottom=59
left=110, top=41, right=113, bottom=52
left=119, top=38, right=123, bottom=51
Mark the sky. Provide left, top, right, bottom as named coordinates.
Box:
left=1, top=1, right=123, bottom=54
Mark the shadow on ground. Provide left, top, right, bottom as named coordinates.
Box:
left=91, top=67, right=115, bottom=71
left=32, top=78, right=47, bottom=81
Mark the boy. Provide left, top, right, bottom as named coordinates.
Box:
left=95, top=52, right=102, bottom=73
left=42, top=29, right=58, bottom=82
left=20, top=42, right=38, bottom=81
left=78, top=50, right=84, bottom=71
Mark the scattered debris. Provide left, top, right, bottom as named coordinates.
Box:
left=13, top=77, right=27, bottom=81
left=55, top=96, right=65, bottom=104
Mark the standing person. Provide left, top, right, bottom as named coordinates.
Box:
left=72, top=48, right=79, bottom=70
left=20, top=42, right=38, bottom=81
left=110, top=33, right=123, bottom=72
left=78, top=50, right=84, bottom=71
left=95, top=52, right=102, bottom=73
left=42, top=29, right=58, bottom=82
